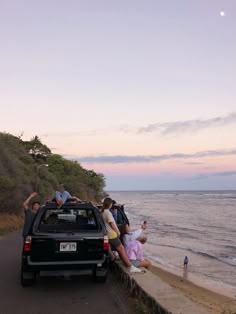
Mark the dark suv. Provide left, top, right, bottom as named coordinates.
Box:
left=21, top=201, right=109, bottom=286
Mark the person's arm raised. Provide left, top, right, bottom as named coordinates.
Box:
left=23, top=192, right=37, bottom=210
left=129, top=222, right=147, bottom=241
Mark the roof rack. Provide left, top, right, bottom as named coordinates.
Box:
left=43, top=200, right=99, bottom=211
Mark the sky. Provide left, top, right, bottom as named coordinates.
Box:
left=1, top=0, right=236, bottom=190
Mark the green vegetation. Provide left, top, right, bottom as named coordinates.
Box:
left=0, top=213, right=23, bottom=236
left=0, top=132, right=106, bottom=215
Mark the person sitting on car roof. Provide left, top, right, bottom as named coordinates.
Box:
left=101, top=197, right=142, bottom=273
left=54, top=190, right=81, bottom=208
left=22, top=192, right=40, bottom=237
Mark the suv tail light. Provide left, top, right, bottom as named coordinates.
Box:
left=103, top=235, right=109, bottom=250
left=23, top=236, right=32, bottom=252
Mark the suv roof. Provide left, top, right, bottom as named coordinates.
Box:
left=42, top=200, right=100, bottom=211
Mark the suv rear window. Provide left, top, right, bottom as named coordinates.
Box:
left=37, top=208, right=100, bottom=232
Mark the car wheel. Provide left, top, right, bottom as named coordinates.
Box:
left=93, top=269, right=108, bottom=283
left=20, top=269, right=36, bottom=287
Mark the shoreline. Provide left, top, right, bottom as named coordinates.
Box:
left=149, top=263, right=236, bottom=314
left=144, top=242, right=236, bottom=299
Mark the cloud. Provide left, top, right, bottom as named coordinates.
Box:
left=195, top=170, right=236, bottom=180
left=184, top=162, right=203, bottom=165
left=138, top=112, right=236, bottom=135
left=41, top=129, right=100, bottom=138
left=64, top=148, right=236, bottom=164
left=213, top=170, right=236, bottom=177
left=39, top=112, right=236, bottom=138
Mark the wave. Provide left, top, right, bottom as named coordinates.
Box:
left=200, top=224, right=226, bottom=229
left=225, top=245, right=236, bottom=251
left=162, top=224, right=202, bottom=233
left=217, top=256, right=236, bottom=266
left=149, top=243, right=236, bottom=267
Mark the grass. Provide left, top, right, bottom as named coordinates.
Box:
left=134, top=299, right=152, bottom=314
left=0, top=213, right=23, bottom=236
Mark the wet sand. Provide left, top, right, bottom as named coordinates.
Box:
left=150, top=264, right=236, bottom=314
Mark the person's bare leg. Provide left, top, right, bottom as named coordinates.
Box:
left=116, top=244, right=132, bottom=267
left=56, top=198, right=63, bottom=208
left=108, top=247, right=116, bottom=260
left=139, top=259, right=151, bottom=269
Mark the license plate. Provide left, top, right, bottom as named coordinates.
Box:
left=60, top=242, right=77, bottom=252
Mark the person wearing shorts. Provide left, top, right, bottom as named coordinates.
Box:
left=54, top=190, right=81, bottom=208
left=109, top=236, right=121, bottom=250
left=126, top=235, right=151, bottom=269
left=130, top=260, right=141, bottom=267
left=101, top=197, right=142, bottom=273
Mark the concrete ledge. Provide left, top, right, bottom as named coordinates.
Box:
left=111, top=261, right=210, bottom=314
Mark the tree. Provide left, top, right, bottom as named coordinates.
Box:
left=24, top=136, right=51, bottom=161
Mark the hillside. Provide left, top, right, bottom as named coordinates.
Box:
left=0, top=132, right=106, bottom=215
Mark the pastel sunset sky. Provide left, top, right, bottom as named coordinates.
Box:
left=1, top=0, right=236, bottom=190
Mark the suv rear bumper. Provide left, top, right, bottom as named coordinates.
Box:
left=40, top=268, right=107, bottom=277
left=22, top=254, right=108, bottom=273
left=26, top=255, right=106, bottom=266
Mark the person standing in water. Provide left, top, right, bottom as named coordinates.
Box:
left=184, top=256, right=189, bottom=268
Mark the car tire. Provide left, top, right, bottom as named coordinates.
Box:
left=93, top=269, right=108, bottom=283
left=20, top=269, right=36, bottom=287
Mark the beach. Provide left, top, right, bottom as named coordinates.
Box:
left=149, top=264, right=236, bottom=314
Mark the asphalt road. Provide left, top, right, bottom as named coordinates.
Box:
left=0, top=232, right=140, bottom=314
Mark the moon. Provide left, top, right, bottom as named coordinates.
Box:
left=220, top=11, right=225, bottom=17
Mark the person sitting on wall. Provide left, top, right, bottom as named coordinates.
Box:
left=101, top=197, right=142, bottom=273
left=125, top=235, right=151, bottom=269
left=122, top=221, right=147, bottom=246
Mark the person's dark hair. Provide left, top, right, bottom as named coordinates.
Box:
left=112, top=200, right=116, bottom=206
left=46, top=213, right=57, bottom=224
left=32, top=201, right=40, bottom=207
left=101, top=197, right=113, bottom=212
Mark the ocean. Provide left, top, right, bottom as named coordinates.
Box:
left=109, top=190, right=236, bottom=297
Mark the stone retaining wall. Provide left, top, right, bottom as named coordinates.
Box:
left=111, top=261, right=172, bottom=314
